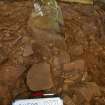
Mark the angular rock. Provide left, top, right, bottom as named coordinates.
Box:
left=0, top=64, right=26, bottom=87
left=63, top=59, right=85, bottom=82
left=27, top=63, right=53, bottom=91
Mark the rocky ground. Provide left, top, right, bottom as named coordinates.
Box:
left=0, top=0, right=105, bottom=105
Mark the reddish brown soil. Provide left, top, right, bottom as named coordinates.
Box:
left=0, top=0, right=105, bottom=105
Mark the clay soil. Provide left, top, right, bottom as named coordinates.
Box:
left=0, top=0, right=105, bottom=105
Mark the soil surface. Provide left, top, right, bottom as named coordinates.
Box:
left=0, top=0, right=105, bottom=105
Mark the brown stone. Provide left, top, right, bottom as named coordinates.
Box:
left=27, top=63, right=53, bottom=91
left=0, top=64, right=26, bottom=87
left=63, top=59, right=85, bottom=82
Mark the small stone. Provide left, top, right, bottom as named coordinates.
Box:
left=27, top=62, right=53, bottom=91
left=23, top=44, right=34, bottom=57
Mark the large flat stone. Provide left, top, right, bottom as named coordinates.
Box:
left=27, top=63, right=53, bottom=91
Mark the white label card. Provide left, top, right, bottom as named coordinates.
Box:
left=12, top=97, right=63, bottom=105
